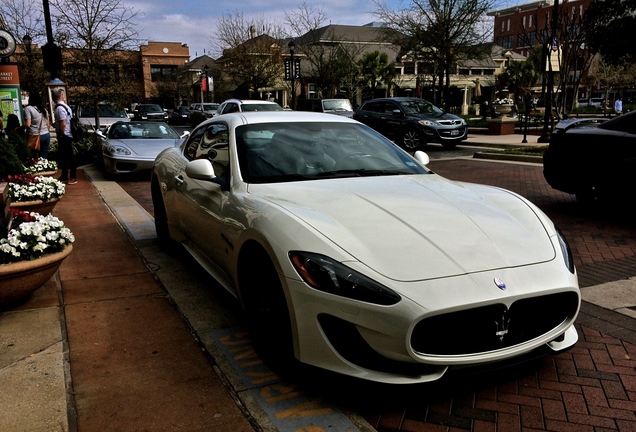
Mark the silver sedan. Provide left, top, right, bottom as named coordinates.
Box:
left=98, top=121, right=188, bottom=175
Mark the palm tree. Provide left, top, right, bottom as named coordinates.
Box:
left=358, top=51, right=396, bottom=98
left=498, top=60, right=540, bottom=106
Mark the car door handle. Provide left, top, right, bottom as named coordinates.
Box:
left=175, top=175, right=184, bottom=186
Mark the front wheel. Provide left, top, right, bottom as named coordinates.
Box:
left=151, top=177, right=175, bottom=248
left=402, top=129, right=423, bottom=150
left=239, top=248, right=294, bottom=369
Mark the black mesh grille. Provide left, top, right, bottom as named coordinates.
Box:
left=411, top=292, right=579, bottom=356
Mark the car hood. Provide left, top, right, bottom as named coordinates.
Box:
left=409, top=112, right=462, bottom=122
left=107, top=139, right=181, bottom=159
left=251, top=175, right=555, bottom=282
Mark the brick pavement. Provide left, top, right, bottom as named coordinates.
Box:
left=355, top=159, right=636, bottom=432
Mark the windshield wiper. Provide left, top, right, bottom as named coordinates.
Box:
left=314, top=169, right=407, bottom=178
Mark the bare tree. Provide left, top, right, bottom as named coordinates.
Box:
left=284, top=3, right=370, bottom=101
left=372, top=0, right=495, bottom=110
left=0, top=0, right=44, bottom=43
left=49, top=0, right=143, bottom=128
left=1, top=0, right=50, bottom=94
left=213, top=12, right=285, bottom=100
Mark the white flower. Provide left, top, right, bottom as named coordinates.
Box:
left=1, top=211, right=74, bottom=264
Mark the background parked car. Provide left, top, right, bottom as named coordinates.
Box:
left=577, top=97, right=605, bottom=108
left=353, top=97, right=467, bottom=150
left=543, top=113, right=633, bottom=203
left=169, top=106, right=190, bottom=125
left=76, top=103, right=129, bottom=133
left=132, top=104, right=168, bottom=121
left=296, top=98, right=354, bottom=118
left=216, top=99, right=283, bottom=115
left=189, top=103, right=220, bottom=126
left=98, top=120, right=187, bottom=175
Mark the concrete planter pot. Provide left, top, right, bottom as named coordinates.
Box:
left=0, top=245, right=73, bottom=309
left=494, top=104, right=514, bottom=114
left=9, top=197, right=60, bottom=215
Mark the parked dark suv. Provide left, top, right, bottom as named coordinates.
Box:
left=353, top=97, right=467, bottom=150
left=132, top=104, right=168, bottom=121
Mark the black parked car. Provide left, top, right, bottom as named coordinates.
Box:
left=169, top=106, right=190, bottom=125
left=543, top=114, right=633, bottom=203
left=353, top=97, right=467, bottom=150
left=133, top=104, right=168, bottom=121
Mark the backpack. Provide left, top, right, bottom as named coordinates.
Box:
left=56, top=103, right=84, bottom=142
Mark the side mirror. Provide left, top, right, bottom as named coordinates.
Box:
left=96, top=130, right=106, bottom=139
left=180, top=131, right=190, bottom=139
left=185, top=159, right=217, bottom=181
left=392, top=109, right=402, bottom=116
left=414, top=150, right=430, bottom=166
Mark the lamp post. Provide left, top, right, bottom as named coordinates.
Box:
left=288, top=39, right=296, bottom=110
left=203, top=65, right=209, bottom=102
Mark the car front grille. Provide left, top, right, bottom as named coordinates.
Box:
left=411, top=292, right=579, bottom=356
left=438, top=120, right=464, bottom=126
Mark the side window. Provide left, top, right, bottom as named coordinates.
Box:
left=222, top=103, right=239, bottom=114
left=184, top=123, right=230, bottom=178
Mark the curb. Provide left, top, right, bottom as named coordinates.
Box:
left=473, top=151, right=543, bottom=164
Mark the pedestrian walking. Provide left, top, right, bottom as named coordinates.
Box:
left=52, top=89, right=77, bottom=184
left=24, top=92, right=51, bottom=159
left=615, top=97, right=623, bottom=115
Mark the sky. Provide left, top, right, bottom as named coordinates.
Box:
left=126, top=0, right=517, bottom=60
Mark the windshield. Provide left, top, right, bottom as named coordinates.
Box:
left=241, top=103, right=283, bottom=112
left=399, top=100, right=443, bottom=115
left=323, top=100, right=352, bottom=111
left=139, top=104, right=163, bottom=113
left=79, top=105, right=127, bottom=118
left=108, top=121, right=180, bottom=139
left=237, top=122, right=428, bottom=183
left=203, top=104, right=219, bottom=112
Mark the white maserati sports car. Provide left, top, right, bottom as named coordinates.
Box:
left=151, top=111, right=580, bottom=384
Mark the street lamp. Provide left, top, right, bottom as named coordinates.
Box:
left=288, top=39, right=296, bottom=109
left=203, top=65, right=209, bottom=102
left=22, top=34, right=32, bottom=53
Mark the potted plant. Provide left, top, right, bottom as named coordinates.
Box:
left=6, top=174, right=65, bottom=215
left=493, top=97, right=515, bottom=114
left=0, top=209, right=75, bottom=307
left=24, top=158, right=58, bottom=177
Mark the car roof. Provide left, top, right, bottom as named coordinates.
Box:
left=207, top=111, right=358, bottom=127
left=224, top=99, right=280, bottom=105
left=363, top=97, right=428, bottom=103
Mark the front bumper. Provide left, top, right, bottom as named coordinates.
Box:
left=103, top=155, right=154, bottom=174
left=285, top=257, right=579, bottom=384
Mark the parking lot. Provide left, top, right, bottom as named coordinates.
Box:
left=113, top=147, right=636, bottom=431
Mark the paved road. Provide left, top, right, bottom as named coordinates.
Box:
left=113, top=145, right=636, bottom=431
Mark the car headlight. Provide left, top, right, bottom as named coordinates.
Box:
left=556, top=228, right=575, bottom=274
left=418, top=120, right=439, bottom=126
left=289, top=251, right=401, bottom=305
left=106, top=145, right=131, bottom=156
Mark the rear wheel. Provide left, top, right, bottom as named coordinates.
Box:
left=402, top=129, right=423, bottom=150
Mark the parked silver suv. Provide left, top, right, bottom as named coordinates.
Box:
left=216, top=99, right=283, bottom=115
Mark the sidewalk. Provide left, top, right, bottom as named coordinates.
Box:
left=0, top=170, right=258, bottom=432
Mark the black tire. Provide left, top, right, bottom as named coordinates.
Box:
left=239, top=248, right=294, bottom=368
left=402, top=129, right=423, bottom=150
left=151, top=177, right=174, bottom=247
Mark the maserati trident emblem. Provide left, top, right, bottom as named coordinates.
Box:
left=494, top=310, right=511, bottom=342
left=494, top=277, right=506, bottom=290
